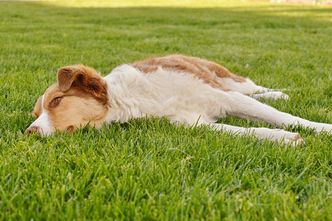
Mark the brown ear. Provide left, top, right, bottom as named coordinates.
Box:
left=57, top=66, right=76, bottom=92
left=57, top=64, right=108, bottom=104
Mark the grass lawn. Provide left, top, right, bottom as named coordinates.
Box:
left=1, top=0, right=332, bottom=220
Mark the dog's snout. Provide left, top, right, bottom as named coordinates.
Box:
left=25, top=126, right=40, bottom=135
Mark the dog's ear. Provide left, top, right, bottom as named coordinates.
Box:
left=57, top=64, right=108, bottom=104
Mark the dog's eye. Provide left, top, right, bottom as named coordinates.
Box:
left=49, top=97, right=63, bottom=108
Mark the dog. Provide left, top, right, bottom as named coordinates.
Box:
left=25, top=54, right=332, bottom=145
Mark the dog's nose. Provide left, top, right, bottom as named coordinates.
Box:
left=25, top=126, right=40, bottom=135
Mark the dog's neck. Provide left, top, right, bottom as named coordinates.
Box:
left=103, top=64, right=144, bottom=123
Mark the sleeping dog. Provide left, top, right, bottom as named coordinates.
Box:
left=26, top=54, right=332, bottom=145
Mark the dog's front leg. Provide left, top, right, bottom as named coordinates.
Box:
left=207, top=123, right=304, bottom=146
left=169, top=113, right=304, bottom=145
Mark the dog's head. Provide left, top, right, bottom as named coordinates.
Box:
left=26, top=65, right=109, bottom=136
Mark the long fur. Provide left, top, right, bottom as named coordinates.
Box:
left=26, top=55, right=332, bottom=146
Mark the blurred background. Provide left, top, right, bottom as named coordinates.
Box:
left=40, top=0, right=332, bottom=7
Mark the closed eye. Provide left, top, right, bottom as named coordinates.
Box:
left=49, top=96, right=63, bottom=108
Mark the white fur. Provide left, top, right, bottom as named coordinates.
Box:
left=102, top=65, right=332, bottom=146
left=217, top=77, right=289, bottom=100
left=225, top=91, right=332, bottom=133
left=251, top=91, right=289, bottom=100
left=217, top=77, right=260, bottom=95
left=104, top=64, right=230, bottom=125
left=27, top=95, right=53, bottom=136
left=209, top=123, right=304, bottom=146
left=28, top=64, right=332, bottom=144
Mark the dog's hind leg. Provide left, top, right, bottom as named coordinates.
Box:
left=218, top=77, right=289, bottom=100
left=251, top=91, right=289, bottom=100
left=224, top=91, right=332, bottom=134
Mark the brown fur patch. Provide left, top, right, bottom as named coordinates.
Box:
left=57, top=64, right=108, bottom=105
left=132, top=54, right=245, bottom=90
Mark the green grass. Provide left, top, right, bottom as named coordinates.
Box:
left=1, top=1, right=332, bottom=220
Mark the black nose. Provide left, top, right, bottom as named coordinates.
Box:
left=25, top=126, right=40, bottom=135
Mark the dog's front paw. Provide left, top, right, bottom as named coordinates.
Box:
left=254, top=129, right=305, bottom=146
left=281, top=132, right=305, bottom=147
